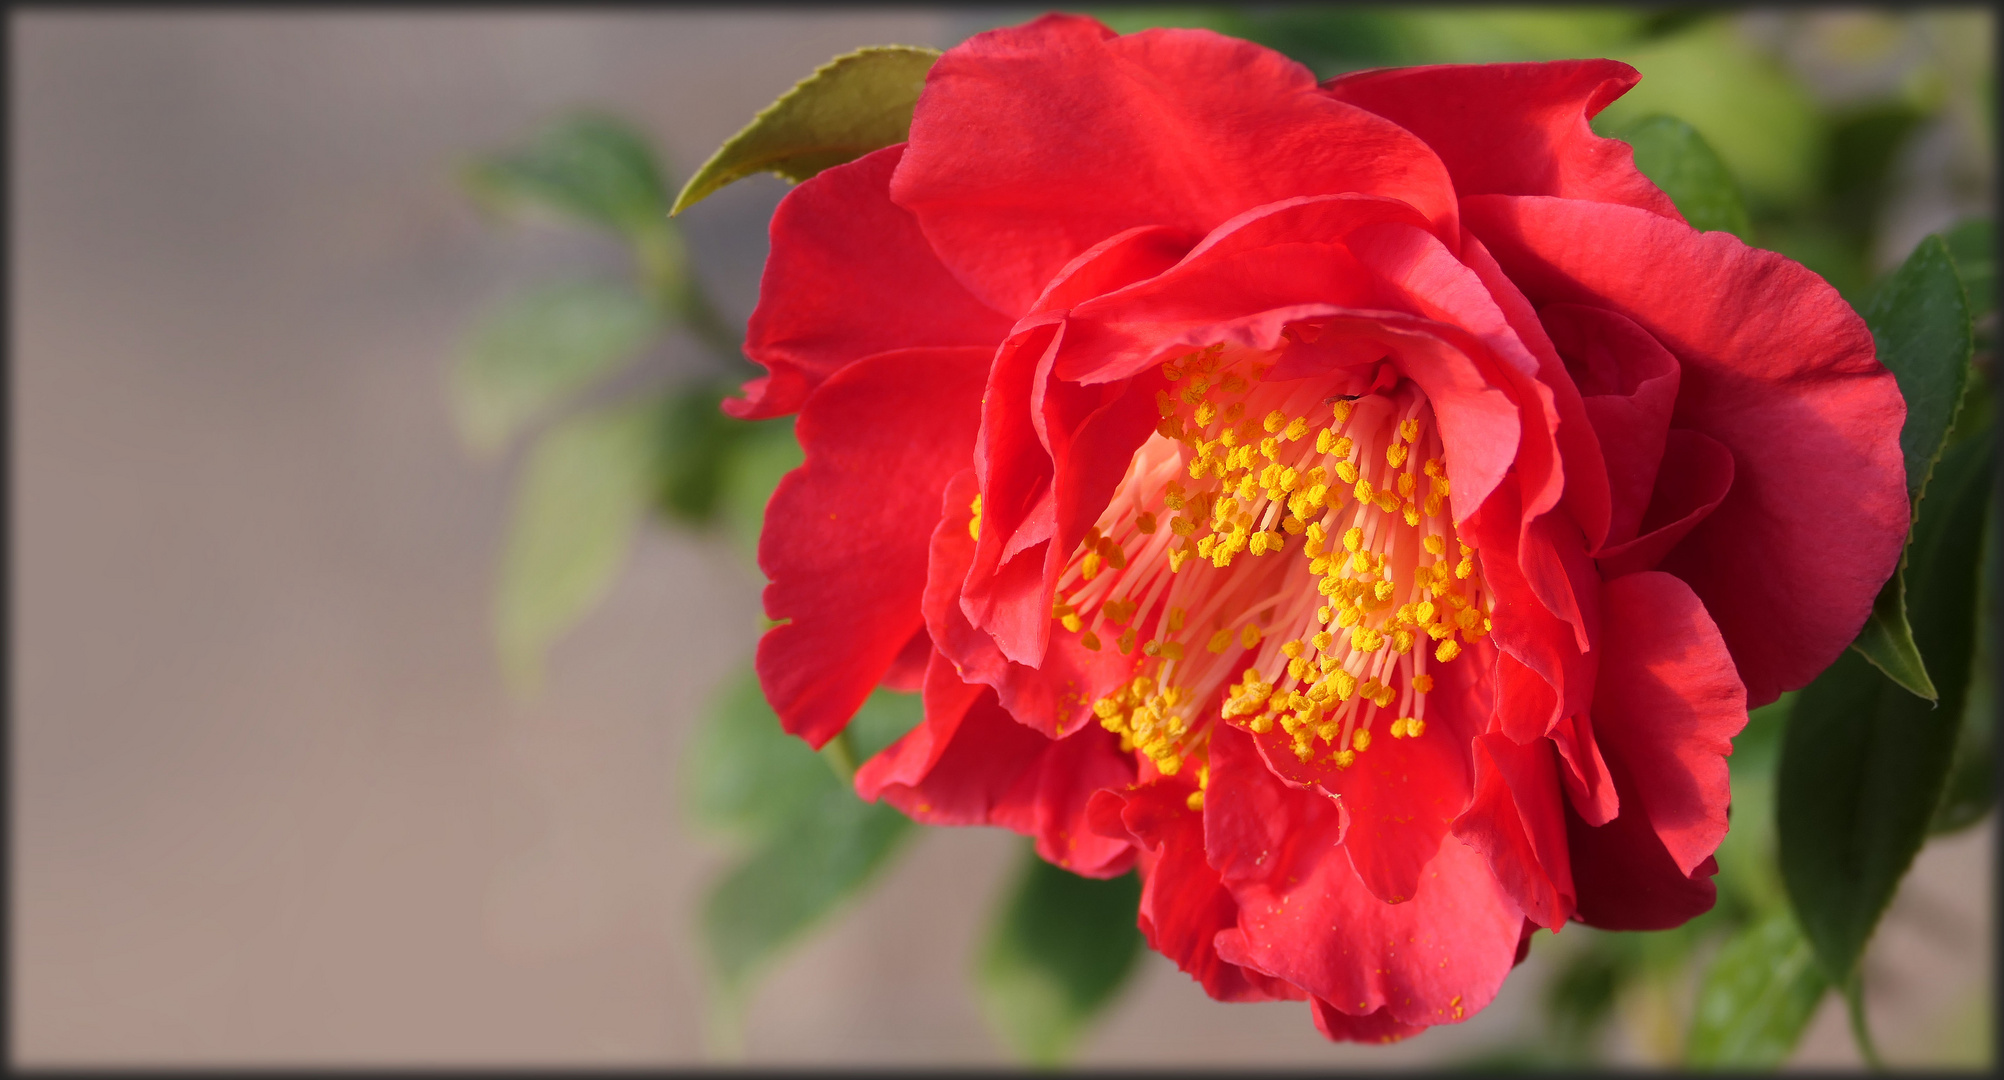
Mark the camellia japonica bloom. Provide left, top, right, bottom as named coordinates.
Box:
left=732, top=14, right=1908, bottom=1041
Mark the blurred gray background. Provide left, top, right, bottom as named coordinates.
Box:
left=11, top=9, right=1991, bottom=1067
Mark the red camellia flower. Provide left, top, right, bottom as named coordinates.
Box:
left=732, top=14, right=1908, bottom=1041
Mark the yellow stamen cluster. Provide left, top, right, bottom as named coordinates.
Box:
left=1046, top=338, right=1492, bottom=782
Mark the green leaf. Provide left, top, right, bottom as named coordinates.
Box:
left=671, top=45, right=940, bottom=216
left=716, top=414, right=804, bottom=560
left=464, top=111, right=671, bottom=237
left=1932, top=495, right=1998, bottom=834
left=493, top=396, right=664, bottom=692
left=975, top=846, right=1144, bottom=1065
left=702, top=786, right=913, bottom=997
left=654, top=381, right=750, bottom=525
left=450, top=282, right=660, bottom=454
left=1684, top=909, right=1828, bottom=1068
left=688, top=668, right=921, bottom=998
left=1850, top=234, right=1976, bottom=699
left=1778, top=426, right=1994, bottom=985
left=1943, top=219, right=1996, bottom=316
left=1617, top=114, right=1751, bottom=240
left=1865, top=234, right=1976, bottom=506
left=683, top=667, right=839, bottom=841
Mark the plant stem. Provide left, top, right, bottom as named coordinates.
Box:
left=1844, top=973, right=1886, bottom=1069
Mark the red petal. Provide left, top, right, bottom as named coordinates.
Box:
left=1209, top=726, right=1521, bottom=1025
left=1310, top=997, right=1427, bottom=1044
left=1463, top=195, right=1908, bottom=705
left=733, top=146, right=1010, bottom=420
left=893, top=14, right=1458, bottom=315
left=1543, top=302, right=1681, bottom=548
left=1550, top=713, right=1619, bottom=826
left=1104, top=778, right=1302, bottom=1001
left=1325, top=60, right=1683, bottom=220
left=1594, top=429, right=1735, bottom=579
left=756, top=347, right=989, bottom=747
left=1592, top=571, right=1746, bottom=875
left=1565, top=754, right=1718, bottom=931
left=1451, top=734, right=1576, bottom=929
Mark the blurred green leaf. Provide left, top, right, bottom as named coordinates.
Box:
left=689, top=669, right=922, bottom=998
left=1598, top=20, right=1823, bottom=205
left=1684, top=909, right=1828, bottom=1068
left=654, top=381, right=750, bottom=525
left=684, top=667, right=837, bottom=841
left=847, top=686, right=927, bottom=762
left=1779, top=425, right=1994, bottom=985
left=1391, top=7, right=1645, bottom=64
left=1712, top=694, right=1793, bottom=917
left=1618, top=115, right=1751, bottom=240
left=494, top=396, right=664, bottom=692
left=976, top=846, right=1144, bottom=1065
left=703, top=786, right=913, bottom=997
left=1543, top=929, right=1637, bottom=1057
left=672, top=45, right=941, bottom=216
left=717, top=414, right=805, bottom=558
left=450, top=282, right=659, bottom=454
left=464, top=111, right=670, bottom=237
left=1852, top=234, right=1976, bottom=698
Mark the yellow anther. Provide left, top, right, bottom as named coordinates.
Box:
left=1279, top=466, right=1300, bottom=491
left=1397, top=472, right=1417, bottom=498
left=1351, top=551, right=1373, bottom=573
left=1155, top=390, right=1178, bottom=418
left=1375, top=579, right=1396, bottom=602
left=1386, top=443, right=1410, bottom=468
left=1118, top=628, right=1139, bottom=654
left=1403, top=505, right=1421, bottom=527
left=1335, top=605, right=1362, bottom=627
left=1060, top=613, right=1084, bottom=633
left=1218, top=427, right=1239, bottom=448
left=1081, top=630, right=1102, bottom=651
left=1187, top=455, right=1209, bottom=480
left=1263, top=529, right=1285, bottom=552
left=1158, top=755, right=1183, bottom=776
left=1343, top=526, right=1364, bottom=552
left=1316, top=605, right=1333, bottom=624
left=1353, top=729, right=1372, bottom=752
left=1282, top=514, right=1306, bottom=535
left=1207, top=628, right=1233, bottom=654
left=1194, top=401, right=1217, bottom=427
left=1241, top=625, right=1262, bottom=649
left=1259, top=436, right=1281, bottom=460
left=1142, top=639, right=1162, bottom=657
left=1167, top=548, right=1191, bottom=573
left=1399, top=418, right=1419, bottom=443
left=1335, top=461, right=1360, bottom=485
left=1315, top=428, right=1336, bottom=454
left=1423, top=458, right=1444, bottom=478
left=1224, top=401, right=1245, bottom=423
left=1334, top=436, right=1355, bottom=459
left=1092, top=698, right=1121, bottom=719
left=1456, top=556, right=1475, bottom=579
left=1052, top=600, right=1074, bottom=619
left=1334, top=748, right=1356, bottom=768
left=1390, top=718, right=1409, bottom=738
left=1082, top=552, right=1102, bottom=580
left=1195, top=536, right=1215, bottom=558
left=1136, top=511, right=1158, bottom=534
left=1411, top=673, right=1434, bottom=693
left=1249, top=714, right=1274, bottom=734
left=1281, top=639, right=1306, bottom=659
left=1170, top=516, right=1197, bottom=537
left=1287, top=657, right=1309, bottom=682
left=1219, top=374, right=1247, bottom=395
left=1391, top=629, right=1416, bottom=654
left=1211, top=545, right=1233, bottom=568
left=1186, top=790, right=1205, bottom=812
left=1235, top=473, right=1258, bottom=500
left=1331, top=670, right=1358, bottom=700
left=1310, top=556, right=1331, bottom=575
left=1331, top=400, right=1354, bottom=423
left=1284, top=417, right=1309, bottom=442
left=1416, top=600, right=1437, bottom=625
left=1354, top=478, right=1375, bottom=502
left=1312, top=630, right=1334, bottom=652
left=1164, top=482, right=1187, bottom=509
left=1407, top=717, right=1426, bottom=737
left=1436, top=639, right=1462, bottom=662
left=1161, top=606, right=1183, bottom=633
left=1264, top=409, right=1287, bottom=433
left=1352, top=626, right=1385, bottom=652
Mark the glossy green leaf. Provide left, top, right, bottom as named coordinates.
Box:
left=464, top=111, right=671, bottom=237
left=1851, top=234, right=1976, bottom=699
left=450, top=282, right=659, bottom=454
left=1685, top=910, right=1828, bottom=1068
left=493, top=397, right=664, bottom=692
left=1942, top=219, right=1995, bottom=320
left=671, top=46, right=941, bottom=216
left=702, top=786, right=913, bottom=997
left=1779, top=427, right=1994, bottom=984
left=975, top=846, right=1144, bottom=1065
left=1618, top=114, right=1751, bottom=240
left=1932, top=492, right=1998, bottom=834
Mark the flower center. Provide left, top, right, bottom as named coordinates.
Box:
left=1045, top=342, right=1491, bottom=801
